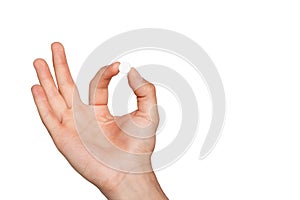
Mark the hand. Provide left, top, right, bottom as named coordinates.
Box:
left=31, top=42, right=168, bottom=199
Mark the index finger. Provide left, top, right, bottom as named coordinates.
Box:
left=89, top=62, right=120, bottom=105
left=127, top=68, right=158, bottom=122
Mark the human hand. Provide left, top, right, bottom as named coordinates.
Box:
left=31, top=42, right=168, bottom=199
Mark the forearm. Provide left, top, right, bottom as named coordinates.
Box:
left=102, top=172, right=168, bottom=200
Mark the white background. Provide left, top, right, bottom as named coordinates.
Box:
left=0, top=0, right=300, bottom=199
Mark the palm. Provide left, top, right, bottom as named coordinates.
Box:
left=32, top=43, right=158, bottom=192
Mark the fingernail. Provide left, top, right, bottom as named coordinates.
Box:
left=130, top=67, right=142, bottom=79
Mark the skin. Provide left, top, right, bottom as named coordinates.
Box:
left=31, top=42, right=168, bottom=200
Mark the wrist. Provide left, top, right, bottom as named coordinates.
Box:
left=103, top=172, right=168, bottom=200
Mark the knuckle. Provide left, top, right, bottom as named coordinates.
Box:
left=89, top=67, right=107, bottom=89
left=144, top=83, right=156, bottom=92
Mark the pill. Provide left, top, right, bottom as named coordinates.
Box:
left=118, top=62, right=131, bottom=74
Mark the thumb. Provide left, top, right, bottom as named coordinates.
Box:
left=127, top=68, right=158, bottom=120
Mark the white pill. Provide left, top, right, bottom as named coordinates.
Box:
left=118, top=62, right=131, bottom=74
